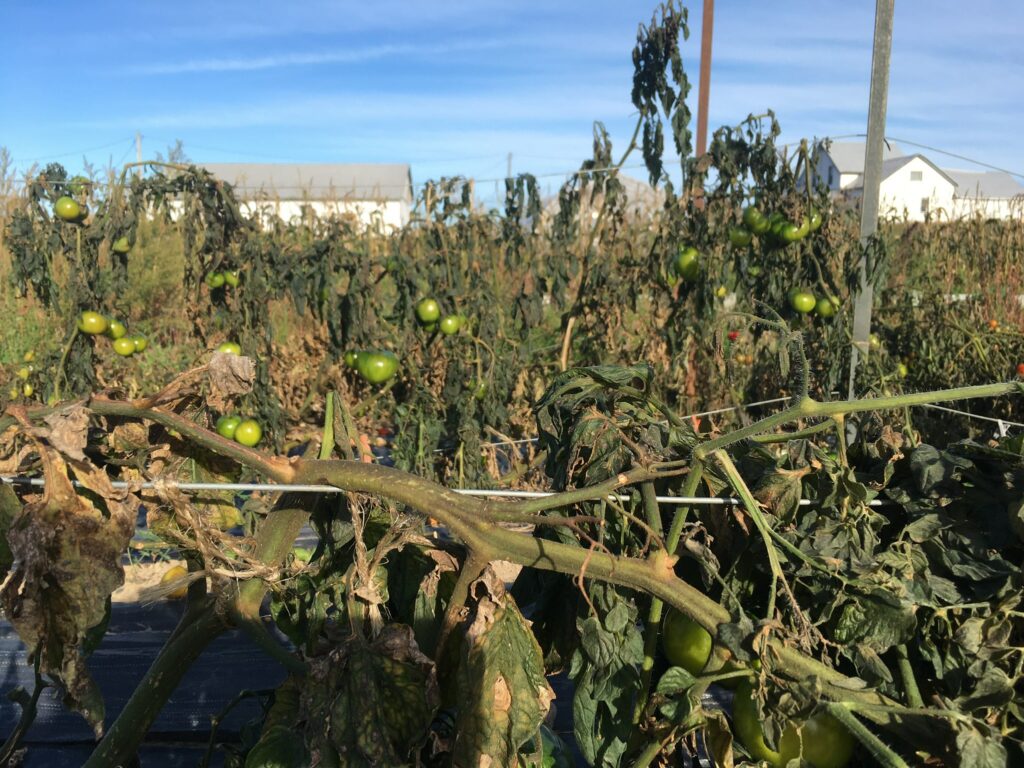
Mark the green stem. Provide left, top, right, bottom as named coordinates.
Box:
left=826, top=703, right=911, bottom=768
left=712, top=450, right=784, bottom=621
left=895, top=644, right=925, bottom=708
left=83, top=604, right=228, bottom=768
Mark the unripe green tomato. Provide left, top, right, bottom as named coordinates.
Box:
left=742, top=205, right=770, bottom=234
left=662, top=609, right=713, bottom=674
left=206, top=272, right=226, bottom=289
left=22, top=383, right=34, bottom=397
left=112, top=337, right=136, bottom=356
left=217, top=342, right=242, bottom=355
left=16, top=367, right=30, bottom=380
left=439, top=315, right=462, bottom=335
left=112, top=236, right=131, bottom=254
left=54, top=196, right=81, bottom=222
left=107, top=319, right=127, bottom=339
left=790, top=291, right=817, bottom=314
left=131, top=335, right=148, bottom=352
left=808, top=207, right=823, bottom=231
left=732, top=681, right=854, bottom=768
left=233, top=419, right=263, bottom=447
left=415, top=298, right=441, bottom=324
left=356, top=350, right=399, bottom=384
left=814, top=297, right=837, bottom=318
left=897, top=362, right=909, bottom=379
left=728, top=225, right=753, bottom=247
left=343, top=350, right=360, bottom=368
left=216, top=415, right=242, bottom=440
left=78, top=311, right=109, bottom=335
left=674, top=246, right=700, bottom=281
left=223, top=270, right=241, bottom=287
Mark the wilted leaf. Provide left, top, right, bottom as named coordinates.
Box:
left=207, top=352, right=256, bottom=411
left=41, top=405, right=90, bottom=461
left=452, top=568, right=554, bottom=767
left=306, top=624, right=438, bottom=767
left=0, top=440, right=137, bottom=736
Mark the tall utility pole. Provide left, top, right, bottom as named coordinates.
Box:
left=135, top=132, right=143, bottom=177
left=848, top=0, right=895, bottom=399
left=694, top=0, right=715, bottom=158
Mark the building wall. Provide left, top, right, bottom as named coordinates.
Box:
left=241, top=199, right=409, bottom=230
left=877, top=157, right=955, bottom=221
left=949, top=196, right=1023, bottom=220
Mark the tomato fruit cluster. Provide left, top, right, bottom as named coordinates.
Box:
left=206, top=270, right=241, bottom=289
left=216, top=415, right=262, bottom=446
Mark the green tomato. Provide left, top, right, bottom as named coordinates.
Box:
left=808, top=207, right=823, bottom=231
left=343, top=350, right=361, bottom=368
left=728, top=226, right=753, bottom=247
left=415, top=298, right=441, bottom=324
left=674, top=246, right=700, bottom=281
left=78, top=311, right=109, bottom=335
left=357, top=350, right=399, bottom=384
left=223, top=270, right=241, bottom=287
left=732, top=681, right=854, bottom=768
left=746, top=265, right=763, bottom=278
left=131, top=335, right=148, bottom=352
left=111, top=236, right=131, bottom=254
left=814, top=297, right=837, bottom=318
left=779, top=222, right=803, bottom=244
left=790, top=291, right=817, bottom=314
left=16, top=366, right=30, bottom=380
left=54, top=196, right=81, bottom=222
left=216, top=415, right=242, bottom=440
left=439, top=315, right=462, bottom=335
left=742, top=205, right=771, bottom=235
left=233, top=419, right=263, bottom=447
left=107, top=319, right=127, bottom=339
left=112, top=337, right=136, bottom=356
left=662, top=609, right=713, bottom=674
left=67, top=176, right=90, bottom=196
left=217, top=342, right=242, bottom=355
left=205, top=272, right=226, bottom=289
left=897, top=362, right=909, bottom=379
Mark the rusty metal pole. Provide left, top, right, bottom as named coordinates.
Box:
left=695, top=0, right=714, bottom=157
left=848, top=0, right=895, bottom=399
left=692, top=0, right=714, bottom=207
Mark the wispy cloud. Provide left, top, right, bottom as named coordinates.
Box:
left=130, top=38, right=516, bottom=75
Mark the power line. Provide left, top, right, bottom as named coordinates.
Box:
left=11, top=138, right=136, bottom=165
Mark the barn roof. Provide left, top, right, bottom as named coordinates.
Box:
left=199, top=163, right=413, bottom=202
left=817, top=140, right=904, bottom=173
left=946, top=169, right=1024, bottom=199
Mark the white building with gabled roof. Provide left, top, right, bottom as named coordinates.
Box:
left=811, top=141, right=1024, bottom=221
left=199, top=163, right=414, bottom=230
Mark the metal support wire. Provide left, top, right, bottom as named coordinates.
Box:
left=0, top=475, right=888, bottom=507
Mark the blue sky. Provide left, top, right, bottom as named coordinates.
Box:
left=2, top=1, right=1021, bottom=203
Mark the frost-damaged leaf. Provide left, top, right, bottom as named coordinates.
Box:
left=956, top=724, right=1008, bottom=767
left=452, top=566, right=555, bottom=768
left=0, top=483, right=19, bottom=578
left=831, top=590, right=916, bottom=652
left=753, top=466, right=809, bottom=523
left=0, top=439, right=137, bottom=737
left=207, top=351, right=256, bottom=411
left=42, top=405, right=90, bottom=461
left=305, top=624, right=438, bottom=766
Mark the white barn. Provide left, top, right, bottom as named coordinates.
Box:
left=199, top=163, right=414, bottom=230
left=812, top=141, right=1023, bottom=221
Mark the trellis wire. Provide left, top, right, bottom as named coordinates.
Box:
left=0, top=475, right=889, bottom=507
